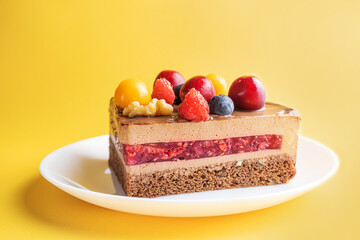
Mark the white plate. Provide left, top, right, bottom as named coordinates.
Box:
left=40, top=135, right=339, bottom=217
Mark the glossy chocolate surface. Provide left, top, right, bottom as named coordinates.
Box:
left=109, top=98, right=300, bottom=126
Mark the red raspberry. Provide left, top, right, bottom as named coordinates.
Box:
left=152, top=78, right=175, bottom=105
left=178, top=88, right=209, bottom=121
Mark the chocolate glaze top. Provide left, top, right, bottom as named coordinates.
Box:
left=109, top=98, right=300, bottom=126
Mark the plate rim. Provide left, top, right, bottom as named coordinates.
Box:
left=39, top=135, right=339, bottom=204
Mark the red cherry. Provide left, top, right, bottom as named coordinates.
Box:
left=228, top=76, right=266, bottom=110
left=155, top=70, right=186, bottom=89
left=180, top=76, right=216, bottom=102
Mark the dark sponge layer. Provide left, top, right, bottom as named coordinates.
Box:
left=109, top=139, right=296, bottom=198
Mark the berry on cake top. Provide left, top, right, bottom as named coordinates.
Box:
left=178, top=88, right=210, bottom=122
left=152, top=78, right=175, bottom=105
left=179, top=75, right=216, bottom=102
left=228, top=76, right=266, bottom=110
left=206, top=73, right=228, bottom=95
left=114, top=70, right=267, bottom=121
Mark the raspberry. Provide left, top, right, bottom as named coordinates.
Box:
left=122, top=134, right=282, bottom=165
left=178, top=88, right=209, bottom=121
left=152, top=78, right=175, bottom=105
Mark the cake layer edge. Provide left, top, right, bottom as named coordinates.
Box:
left=109, top=138, right=296, bottom=198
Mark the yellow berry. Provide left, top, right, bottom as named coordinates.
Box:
left=206, top=73, right=227, bottom=95
left=114, top=79, right=151, bottom=108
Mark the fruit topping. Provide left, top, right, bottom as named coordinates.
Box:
left=114, top=79, right=151, bottom=109
left=228, top=76, right=266, bottom=110
left=122, top=134, right=282, bottom=165
left=209, top=94, right=234, bottom=115
left=173, top=83, right=183, bottom=105
left=152, top=78, right=175, bottom=105
left=173, top=98, right=182, bottom=105
left=155, top=99, right=174, bottom=115
left=180, top=76, right=216, bottom=102
left=122, top=98, right=173, bottom=118
left=174, top=83, right=183, bottom=99
left=206, top=73, right=228, bottom=95
left=178, top=88, right=209, bottom=122
left=155, top=70, right=186, bottom=89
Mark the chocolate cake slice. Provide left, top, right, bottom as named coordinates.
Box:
left=109, top=98, right=301, bottom=198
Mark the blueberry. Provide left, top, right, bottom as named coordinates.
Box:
left=173, top=98, right=182, bottom=105
left=173, top=84, right=183, bottom=105
left=174, top=84, right=183, bottom=99
left=209, top=94, right=234, bottom=115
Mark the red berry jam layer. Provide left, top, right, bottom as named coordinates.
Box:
left=121, top=134, right=282, bottom=166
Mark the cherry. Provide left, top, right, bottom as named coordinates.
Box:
left=180, top=76, right=216, bottom=102
left=155, top=70, right=185, bottom=89
left=228, top=76, right=266, bottom=110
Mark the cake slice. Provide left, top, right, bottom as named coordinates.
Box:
left=109, top=98, right=301, bottom=198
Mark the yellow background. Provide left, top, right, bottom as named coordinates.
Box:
left=1, top=0, right=359, bottom=239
